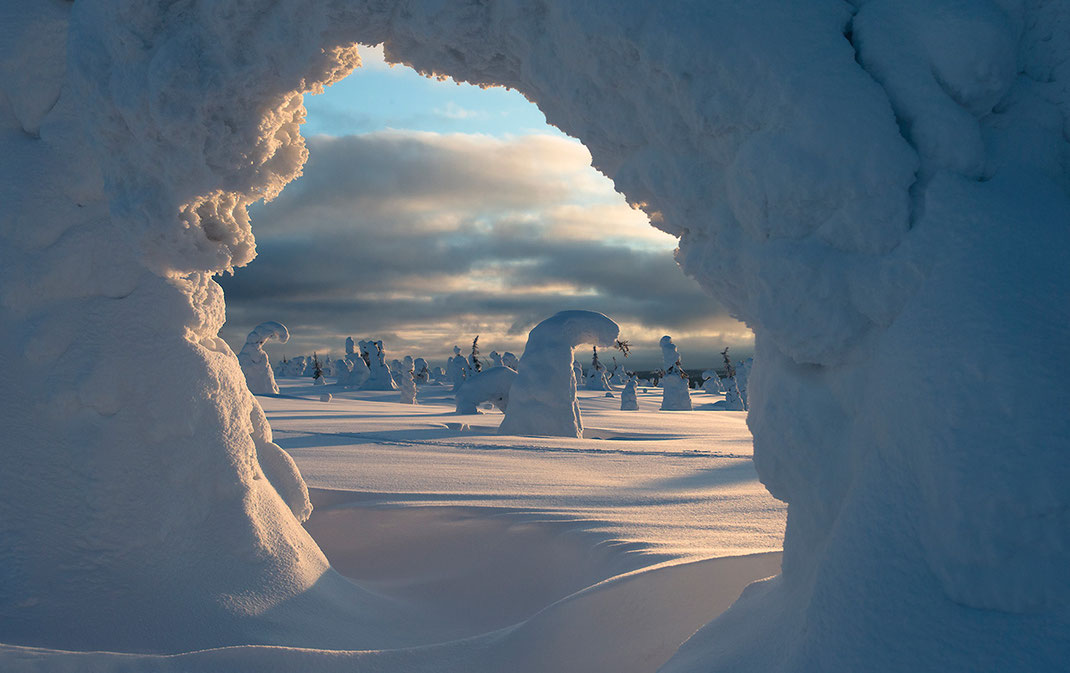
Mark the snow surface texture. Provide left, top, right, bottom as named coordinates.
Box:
left=659, top=335, right=692, bottom=411
left=1, top=0, right=1068, bottom=670
left=500, top=311, right=620, bottom=438
left=237, top=321, right=289, bottom=395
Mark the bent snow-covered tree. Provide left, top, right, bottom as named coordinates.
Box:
left=2, top=1, right=1068, bottom=670
left=237, top=321, right=289, bottom=395
left=499, top=310, right=620, bottom=438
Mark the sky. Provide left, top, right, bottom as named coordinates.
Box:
left=218, top=45, right=753, bottom=371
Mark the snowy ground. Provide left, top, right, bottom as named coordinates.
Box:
left=0, top=378, right=786, bottom=672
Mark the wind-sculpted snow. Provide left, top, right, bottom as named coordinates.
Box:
left=2, top=0, right=1068, bottom=669
left=500, top=311, right=620, bottom=438
left=237, top=320, right=289, bottom=395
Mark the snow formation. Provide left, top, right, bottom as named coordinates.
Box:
left=501, top=352, right=519, bottom=370
left=446, top=345, right=469, bottom=391
left=236, top=321, right=289, bottom=395
left=359, top=339, right=397, bottom=391
left=3, top=1, right=1068, bottom=669
left=499, top=311, right=620, bottom=438
left=398, top=355, right=416, bottom=404
left=658, top=336, right=692, bottom=411
left=454, top=365, right=518, bottom=415
left=620, top=378, right=639, bottom=411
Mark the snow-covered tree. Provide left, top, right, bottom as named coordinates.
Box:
left=620, top=377, right=639, bottom=411
left=398, top=356, right=416, bottom=404
left=358, top=339, right=397, bottom=391
left=584, top=345, right=612, bottom=391
left=500, top=310, right=620, bottom=437
left=237, top=321, right=289, bottom=395
left=446, top=345, right=469, bottom=391
left=501, top=352, right=520, bottom=370
left=413, top=357, right=430, bottom=384
left=489, top=350, right=503, bottom=367
left=718, top=348, right=745, bottom=411
left=659, top=335, right=693, bottom=411
left=470, top=335, right=482, bottom=373
left=455, top=366, right=517, bottom=414
left=311, top=352, right=325, bottom=386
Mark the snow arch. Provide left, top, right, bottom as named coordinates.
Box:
left=1, top=0, right=1068, bottom=668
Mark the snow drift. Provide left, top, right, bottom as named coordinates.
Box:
left=1, top=0, right=1068, bottom=670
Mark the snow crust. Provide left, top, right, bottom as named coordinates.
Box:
left=2, top=0, right=1068, bottom=669
left=500, top=311, right=620, bottom=438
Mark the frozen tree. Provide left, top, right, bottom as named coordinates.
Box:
left=501, top=352, right=520, bottom=370
left=718, top=348, right=746, bottom=411
left=454, top=366, right=517, bottom=414
left=659, top=336, right=693, bottom=411
left=413, top=357, right=430, bottom=384
left=311, top=353, right=325, bottom=386
left=340, top=349, right=369, bottom=388
left=447, top=345, right=469, bottom=391
left=332, top=358, right=349, bottom=383
left=358, top=339, right=397, bottom=391
left=584, top=345, right=612, bottom=391
left=470, top=335, right=482, bottom=372
left=500, top=310, right=620, bottom=437
left=397, top=356, right=417, bottom=404
left=572, top=359, right=583, bottom=384
left=344, top=336, right=355, bottom=357
left=620, top=377, right=639, bottom=411
left=237, top=321, right=289, bottom=395
left=735, top=357, right=753, bottom=408
left=701, top=368, right=724, bottom=393
left=489, top=350, right=503, bottom=367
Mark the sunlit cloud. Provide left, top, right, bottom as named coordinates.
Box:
left=219, top=130, right=752, bottom=368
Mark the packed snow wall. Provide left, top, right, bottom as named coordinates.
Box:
left=1, top=0, right=1067, bottom=668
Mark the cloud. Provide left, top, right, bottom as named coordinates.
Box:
left=219, top=131, right=752, bottom=368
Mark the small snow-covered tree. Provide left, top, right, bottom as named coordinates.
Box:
left=311, top=352, right=325, bottom=385
left=447, top=345, right=470, bottom=391
left=659, top=335, right=693, bottom=411
left=719, top=347, right=746, bottom=410
left=585, top=345, right=612, bottom=391
left=471, top=335, right=482, bottom=372
left=502, top=352, right=520, bottom=370
left=620, top=377, right=639, bottom=410
left=413, top=357, right=430, bottom=383
left=398, top=356, right=417, bottom=404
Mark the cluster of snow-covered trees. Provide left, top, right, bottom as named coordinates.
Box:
left=236, top=320, right=753, bottom=417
